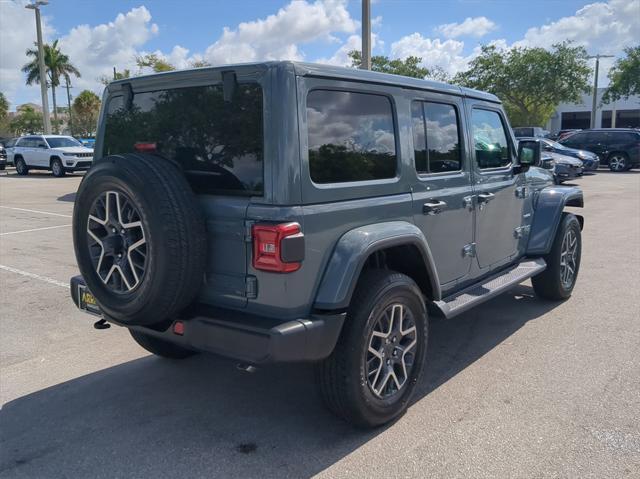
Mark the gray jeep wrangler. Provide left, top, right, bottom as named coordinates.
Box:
left=70, top=62, right=583, bottom=427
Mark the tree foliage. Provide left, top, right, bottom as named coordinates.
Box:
left=454, top=42, right=591, bottom=127
left=135, top=54, right=176, bottom=73
left=348, top=50, right=429, bottom=79
left=602, top=46, right=640, bottom=104
left=72, top=90, right=101, bottom=137
left=0, top=92, right=9, bottom=136
left=9, top=105, right=44, bottom=135
left=22, top=40, right=80, bottom=133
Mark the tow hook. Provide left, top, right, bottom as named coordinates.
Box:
left=237, top=363, right=257, bottom=373
left=93, top=318, right=111, bottom=330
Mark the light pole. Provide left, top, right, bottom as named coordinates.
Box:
left=65, top=76, right=73, bottom=135
left=361, top=0, right=371, bottom=70
left=25, top=0, right=51, bottom=135
left=586, top=53, right=614, bottom=129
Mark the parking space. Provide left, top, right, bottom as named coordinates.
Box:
left=0, top=169, right=639, bottom=478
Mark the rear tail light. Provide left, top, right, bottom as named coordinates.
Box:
left=252, top=223, right=304, bottom=273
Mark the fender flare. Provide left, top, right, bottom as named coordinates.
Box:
left=313, top=221, right=441, bottom=310
left=527, top=186, right=584, bottom=256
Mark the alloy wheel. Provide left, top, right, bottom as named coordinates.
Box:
left=52, top=161, right=62, bottom=176
left=609, top=155, right=626, bottom=171
left=365, top=303, right=418, bottom=399
left=560, top=228, right=578, bottom=289
left=87, top=190, right=147, bottom=293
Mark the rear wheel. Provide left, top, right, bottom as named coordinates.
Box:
left=129, top=330, right=197, bottom=359
left=51, top=158, right=66, bottom=177
left=532, top=213, right=581, bottom=300
left=608, top=153, right=628, bottom=172
left=15, top=157, right=28, bottom=175
left=316, top=270, right=428, bottom=428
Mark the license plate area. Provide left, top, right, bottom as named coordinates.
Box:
left=78, top=284, right=102, bottom=316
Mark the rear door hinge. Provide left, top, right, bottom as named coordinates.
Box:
left=462, top=243, right=476, bottom=258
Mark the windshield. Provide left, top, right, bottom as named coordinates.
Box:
left=45, top=137, right=82, bottom=148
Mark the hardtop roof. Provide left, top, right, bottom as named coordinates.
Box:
left=109, top=60, right=500, bottom=104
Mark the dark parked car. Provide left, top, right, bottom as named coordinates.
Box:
left=513, top=126, right=549, bottom=138
left=556, top=129, right=581, bottom=141
left=0, top=144, right=6, bottom=170
left=69, top=61, right=584, bottom=427
left=559, top=128, right=640, bottom=171
left=550, top=152, right=584, bottom=183
left=523, top=137, right=599, bottom=172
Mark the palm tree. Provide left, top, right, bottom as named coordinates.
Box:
left=22, top=40, right=81, bottom=133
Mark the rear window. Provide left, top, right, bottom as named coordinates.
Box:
left=611, top=131, right=640, bottom=143
left=411, top=101, right=461, bottom=174
left=306, top=89, right=397, bottom=184
left=103, top=83, right=264, bottom=196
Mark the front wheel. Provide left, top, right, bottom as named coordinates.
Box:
left=51, top=158, right=66, bottom=177
left=316, top=270, right=428, bottom=428
left=532, top=213, right=581, bottom=300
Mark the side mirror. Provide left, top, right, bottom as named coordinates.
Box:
left=516, top=139, right=540, bottom=173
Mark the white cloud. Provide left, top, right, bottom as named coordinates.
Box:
left=0, top=0, right=55, bottom=109
left=391, top=34, right=475, bottom=76
left=203, top=0, right=357, bottom=64
left=515, top=0, right=639, bottom=53
left=58, top=7, right=159, bottom=93
left=435, top=16, right=497, bottom=39
left=316, top=33, right=383, bottom=66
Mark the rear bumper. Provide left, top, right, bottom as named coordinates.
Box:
left=70, top=275, right=345, bottom=364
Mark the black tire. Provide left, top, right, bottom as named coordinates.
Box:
left=51, top=157, right=66, bottom=177
left=608, top=153, right=628, bottom=172
left=316, top=270, right=428, bottom=428
left=73, top=153, right=207, bottom=326
left=0, top=164, right=5, bottom=171
left=129, top=330, right=197, bottom=359
left=532, top=213, right=581, bottom=300
left=15, top=157, right=28, bottom=175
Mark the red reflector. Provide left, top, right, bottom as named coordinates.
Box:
left=134, top=142, right=157, bottom=152
left=252, top=223, right=301, bottom=273
left=173, top=321, right=184, bottom=335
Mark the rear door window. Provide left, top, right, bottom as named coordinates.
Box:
left=411, top=101, right=461, bottom=174
left=103, top=83, right=264, bottom=196
left=471, top=109, right=511, bottom=169
left=306, top=89, right=397, bottom=184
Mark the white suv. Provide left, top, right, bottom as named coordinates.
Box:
left=10, top=135, right=94, bottom=177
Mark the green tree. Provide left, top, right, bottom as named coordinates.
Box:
left=135, top=54, right=175, bottom=73
left=9, top=105, right=44, bottom=135
left=454, top=42, right=591, bottom=127
left=602, top=46, right=640, bottom=104
left=99, top=68, right=131, bottom=86
left=22, top=40, right=81, bottom=133
left=72, top=90, right=101, bottom=137
left=0, top=92, right=9, bottom=136
left=348, top=50, right=429, bottom=79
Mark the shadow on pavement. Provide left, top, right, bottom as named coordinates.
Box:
left=57, top=192, right=77, bottom=202
left=0, top=285, right=560, bottom=478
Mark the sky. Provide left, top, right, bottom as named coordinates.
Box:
left=1, top=0, right=639, bottom=110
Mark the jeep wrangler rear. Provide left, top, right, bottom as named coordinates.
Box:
left=71, top=61, right=583, bottom=427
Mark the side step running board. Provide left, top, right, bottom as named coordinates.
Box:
left=434, top=258, right=546, bottom=319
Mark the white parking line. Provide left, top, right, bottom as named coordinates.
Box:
left=0, top=224, right=71, bottom=236
left=0, top=206, right=72, bottom=218
left=0, top=264, right=68, bottom=288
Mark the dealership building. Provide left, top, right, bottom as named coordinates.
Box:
left=547, top=87, right=640, bottom=134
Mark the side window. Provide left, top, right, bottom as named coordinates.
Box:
left=562, top=133, right=584, bottom=146
left=411, top=101, right=461, bottom=174
left=306, top=89, right=397, bottom=184
left=19, top=138, right=33, bottom=147
left=471, top=109, right=511, bottom=169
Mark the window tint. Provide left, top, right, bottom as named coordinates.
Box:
left=20, top=138, right=35, bottom=147
left=306, top=90, right=397, bottom=183
left=46, top=137, right=82, bottom=148
left=412, top=101, right=461, bottom=174
left=612, top=131, right=640, bottom=143
left=471, top=109, right=511, bottom=168
left=561, top=132, right=585, bottom=146
left=103, top=83, right=264, bottom=196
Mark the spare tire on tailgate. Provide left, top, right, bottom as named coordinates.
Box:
left=73, top=153, right=207, bottom=326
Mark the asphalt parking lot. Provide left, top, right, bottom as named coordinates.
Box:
left=0, top=168, right=639, bottom=478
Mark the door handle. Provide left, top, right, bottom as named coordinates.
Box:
left=477, top=192, right=495, bottom=204
left=423, top=200, right=447, bottom=215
